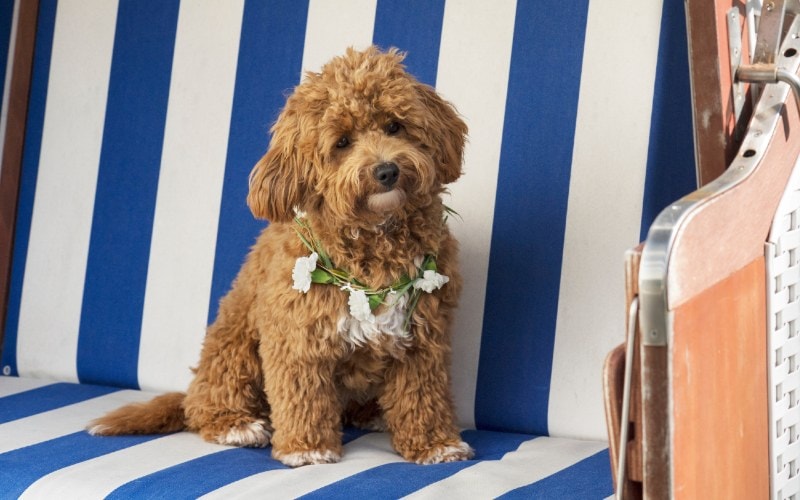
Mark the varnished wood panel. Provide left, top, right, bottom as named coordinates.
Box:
left=641, top=343, right=669, bottom=500
left=0, top=1, right=38, bottom=351
left=671, top=257, right=769, bottom=499
left=685, top=0, right=753, bottom=186
left=604, top=246, right=645, bottom=497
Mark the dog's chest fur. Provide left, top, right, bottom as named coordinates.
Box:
left=337, top=292, right=411, bottom=348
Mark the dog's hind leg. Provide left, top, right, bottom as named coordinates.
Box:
left=183, top=289, right=273, bottom=448
left=183, top=330, right=273, bottom=447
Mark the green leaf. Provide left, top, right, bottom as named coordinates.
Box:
left=443, top=204, right=462, bottom=221
left=317, top=248, right=333, bottom=269
left=368, top=291, right=387, bottom=310
left=310, top=268, right=335, bottom=284
left=392, top=275, right=412, bottom=289
left=327, top=267, right=350, bottom=283
left=393, top=281, right=415, bottom=298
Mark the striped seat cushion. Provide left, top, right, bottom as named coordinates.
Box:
left=0, top=0, right=694, bottom=496
left=0, top=377, right=611, bottom=498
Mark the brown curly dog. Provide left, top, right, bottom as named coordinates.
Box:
left=88, top=46, right=472, bottom=467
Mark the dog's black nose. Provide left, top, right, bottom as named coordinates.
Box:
left=373, top=162, right=399, bottom=188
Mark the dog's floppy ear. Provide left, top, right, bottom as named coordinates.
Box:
left=416, top=83, right=467, bottom=185
left=247, top=115, right=307, bottom=222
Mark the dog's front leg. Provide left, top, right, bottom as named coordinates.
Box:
left=261, top=348, right=343, bottom=467
left=380, top=341, right=474, bottom=464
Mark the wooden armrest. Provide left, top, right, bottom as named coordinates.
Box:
left=604, top=246, right=644, bottom=498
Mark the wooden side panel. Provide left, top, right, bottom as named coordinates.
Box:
left=642, top=344, right=669, bottom=499
left=671, top=257, right=769, bottom=499
left=624, top=248, right=644, bottom=485
left=603, top=246, right=644, bottom=498
left=603, top=345, right=625, bottom=479
left=685, top=0, right=752, bottom=186
left=0, top=1, right=38, bottom=351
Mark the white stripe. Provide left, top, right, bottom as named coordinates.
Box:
left=403, top=437, right=607, bottom=499
left=137, top=0, right=244, bottom=393
left=15, top=0, right=118, bottom=382
left=300, top=0, right=376, bottom=76
left=20, top=433, right=230, bottom=499
left=0, top=375, right=53, bottom=398
left=547, top=0, right=665, bottom=440
left=436, top=0, right=517, bottom=428
left=0, top=389, right=153, bottom=453
left=0, top=0, right=20, bottom=178
left=200, top=433, right=404, bottom=499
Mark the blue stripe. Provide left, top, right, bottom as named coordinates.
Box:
left=300, top=430, right=534, bottom=499
left=76, top=0, right=179, bottom=388
left=498, top=449, right=613, bottom=499
left=0, top=0, right=58, bottom=375
left=475, top=1, right=590, bottom=435
left=105, top=447, right=285, bottom=500
left=372, top=0, right=445, bottom=86
left=0, top=431, right=161, bottom=498
left=0, top=382, right=120, bottom=423
left=207, top=0, right=309, bottom=324
left=639, top=0, right=696, bottom=240
left=105, top=427, right=369, bottom=499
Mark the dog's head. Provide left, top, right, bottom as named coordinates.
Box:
left=247, top=46, right=467, bottom=225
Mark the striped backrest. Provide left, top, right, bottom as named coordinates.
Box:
left=0, top=0, right=695, bottom=441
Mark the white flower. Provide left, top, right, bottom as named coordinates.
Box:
left=413, top=270, right=450, bottom=293
left=291, top=252, right=318, bottom=293
left=347, top=288, right=375, bottom=324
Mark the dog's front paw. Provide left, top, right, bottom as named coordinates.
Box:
left=213, top=419, right=272, bottom=448
left=414, top=440, right=475, bottom=465
left=273, top=448, right=341, bottom=467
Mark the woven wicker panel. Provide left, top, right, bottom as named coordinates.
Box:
left=767, top=155, right=800, bottom=500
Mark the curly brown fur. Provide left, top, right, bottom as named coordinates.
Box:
left=88, top=46, right=472, bottom=466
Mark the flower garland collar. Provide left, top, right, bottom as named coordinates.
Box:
left=290, top=216, right=450, bottom=332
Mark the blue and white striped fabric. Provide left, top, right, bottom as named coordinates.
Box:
left=0, top=0, right=695, bottom=497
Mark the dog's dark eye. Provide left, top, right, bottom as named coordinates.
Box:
left=335, top=136, right=350, bottom=149
left=385, top=121, right=402, bottom=135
